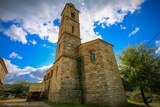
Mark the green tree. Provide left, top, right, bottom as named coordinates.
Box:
left=2, top=80, right=30, bottom=95
left=12, top=80, right=30, bottom=94
left=119, top=44, right=160, bottom=107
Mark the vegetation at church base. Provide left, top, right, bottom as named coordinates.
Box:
left=76, top=56, right=83, bottom=90
left=76, top=56, right=84, bottom=103
left=119, top=43, right=160, bottom=107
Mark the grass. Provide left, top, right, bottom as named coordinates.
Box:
left=127, top=99, right=145, bottom=107
left=44, top=100, right=100, bottom=107
left=44, top=100, right=146, bottom=107
left=44, top=91, right=160, bottom=107
left=128, top=99, right=160, bottom=107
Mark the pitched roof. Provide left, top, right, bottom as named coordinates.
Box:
left=80, top=38, right=113, bottom=47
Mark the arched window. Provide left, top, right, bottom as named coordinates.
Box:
left=90, top=51, right=96, bottom=61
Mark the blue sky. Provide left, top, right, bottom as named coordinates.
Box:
left=0, top=0, right=160, bottom=84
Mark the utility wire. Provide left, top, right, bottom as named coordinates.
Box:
left=144, top=32, right=160, bottom=47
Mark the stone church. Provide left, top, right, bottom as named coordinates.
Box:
left=43, top=3, right=126, bottom=107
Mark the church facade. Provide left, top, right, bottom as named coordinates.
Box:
left=43, top=3, right=126, bottom=107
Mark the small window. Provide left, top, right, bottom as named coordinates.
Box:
left=56, top=66, right=58, bottom=77
left=51, top=70, right=53, bottom=77
left=90, top=51, right=96, bottom=61
left=72, top=26, right=74, bottom=33
left=71, top=12, right=75, bottom=19
left=61, top=77, right=65, bottom=81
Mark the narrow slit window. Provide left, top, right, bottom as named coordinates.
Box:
left=47, top=73, right=50, bottom=79
left=56, top=66, right=58, bottom=77
left=51, top=70, right=53, bottom=77
left=90, top=51, right=96, bottom=61
left=72, top=26, right=74, bottom=33
left=61, top=77, right=65, bottom=81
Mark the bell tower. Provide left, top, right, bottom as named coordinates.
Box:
left=55, top=3, right=81, bottom=60
left=58, top=3, right=80, bottom=39
left=50, top=3, right=81, bottom=103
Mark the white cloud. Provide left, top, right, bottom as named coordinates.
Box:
left=2, top=25, right=27, bottom=44
left=79, top=0, right=144, bottom=42
left=128, top=27, right=140, bottom=37
left=141, top=40, right=148, bottom=43
left=42, top=44, right=52, bottom=49
left=120, top=25, right=126, bottom=30
left=0, top=0, right=144, bottom=44
left=30, top=39, right=37, bottom=45
left=155, top=40, right=160, bottom=55
left=156, top=40, right=160, bottom=46
left=156, top=48, right=160, bottom=55
left=79, top=9, right=102, bottom=42
left=3, top=58, right=52, bottom=84
left=9, top=52, right=23, bottom=59
left=42, top=44, right=47, bottom=47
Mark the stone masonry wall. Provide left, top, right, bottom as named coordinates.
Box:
left=48, top=58, right=62, bottom=102
left=55, top=33, right=80, bottom=60
left=99, top=40, right=126, bottom=106
left=59, top=57, right=81, bottom=103
left=49, top=32, right=81, bottom=103
left=48, top=56, right=81, bottom=103
left=59, top=17, right=80, bottom=38
left=79, top=39, right=126, bottom=106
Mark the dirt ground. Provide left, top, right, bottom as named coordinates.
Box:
left=150, top=101, right=160, bottom=107
left=0, top=98, right=51, bottom=107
